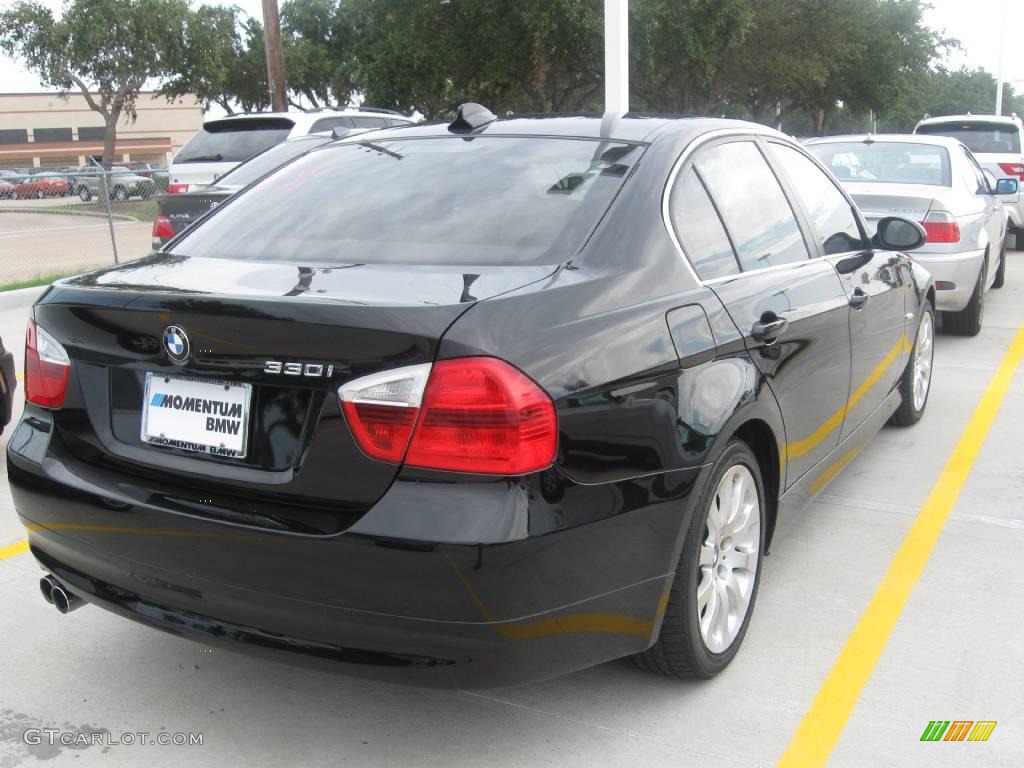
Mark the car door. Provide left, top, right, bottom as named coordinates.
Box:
left=678, top=137, right=853, bottom=487
left=765, top=140, right=908, bottom=441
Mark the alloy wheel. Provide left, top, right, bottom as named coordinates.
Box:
left=697, top=464, right=761, bottom=654
left=913, top=309, right=934, bottom=412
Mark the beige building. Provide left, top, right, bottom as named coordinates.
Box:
left=0, top=90, right=204, bottom=169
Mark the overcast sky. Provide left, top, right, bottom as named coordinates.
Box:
left=1, top=0, right=1022, bottom=107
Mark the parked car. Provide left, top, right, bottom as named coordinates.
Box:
left=14, top=174, right=69, bottom=199
left=125, top=162, right=170, bottom=192
left=76, top=166, right=156, bottom=201
left=806, top=134, right=1016, bottom=336
left=9, top=108, right=935, bottom=688
left=0, top=179, right=14, bottom=199
left=0, top=334, right=14, bottom=436
left=168, top=108, right=415, bottom=192
left=153, top=134, right=343, bottom=248
left=915, top=114, right=1024, bottom=243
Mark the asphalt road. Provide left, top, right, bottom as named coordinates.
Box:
left=0, top=254, right=1022, bottom=767
left=0, top=212, right=151, bottom=284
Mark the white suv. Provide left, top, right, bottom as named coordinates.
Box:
left=168, top=109, right=415, bottom=192
left=915, top=114, right=1024, bottom=242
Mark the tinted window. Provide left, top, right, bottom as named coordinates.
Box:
left=309, top=117, right=351, bottom=134
left=916, top=122, right=1021, bottom=154
left=33, top=127, right=72, bottom=143
left=171, top=137, right=641, bottom=266
left=670, top=171, right=739, bottom=280
left=350, top=116, right=389, bottom=128
left=217, top=137, right=332, bottom=187
left=175, top=118, right=294, bottom=163
left=959, top=147, right=989, bottom=193
left=806, top=141, right=951, bottom=186
left=770, top=143, right=867, bottom=255
left=77, top=127, right=106, bottom=141
left=696, top=141, right=810, bottom=271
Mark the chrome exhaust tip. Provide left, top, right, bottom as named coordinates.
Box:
left=39, top=574, right=58, bottom=605
left=50, top=582, right=85, bottom=614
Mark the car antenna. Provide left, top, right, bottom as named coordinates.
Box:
left=449, top=103, right=497, bottom=133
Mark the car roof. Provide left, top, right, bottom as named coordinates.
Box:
left=204, top=109, right=415, bottom=128
left=334, top=114, right=774, bottom=145
left=806, top=133, right=967, bottom=149
left=916, top=114, right=1023, bottom=128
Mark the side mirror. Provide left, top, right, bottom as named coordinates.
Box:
left=874, top=216, right=927, bottom=252
left=995, top=177, right=1019, bottom=196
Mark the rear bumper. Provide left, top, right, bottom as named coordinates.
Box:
left=7, top=412, right=695, bottom=688
left=0, top=348, right=14, bottom=429
left=912, top=249, right=985, bottom=312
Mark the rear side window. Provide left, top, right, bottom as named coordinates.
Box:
left=309, top=117, right=351, bottom=134
left=695, top=141, right=810, bottom=271
left=916, top=122, right=1021, bottom=154
left=171, top=137, right=642, bottom=266
left=769, top=143, right=868, bottom=255
left=670, top=171, right=739, bottom=280
left=350, top=116, right=389, bottom=128
left=175, top=118, right=294, bottom=164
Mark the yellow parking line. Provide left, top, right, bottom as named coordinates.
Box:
left=777, top=324, right=1024, bottom=768
left=0, top=540, right=29, bottom=560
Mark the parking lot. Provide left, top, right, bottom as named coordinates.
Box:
left=0, top=246, right=1020, bottom=767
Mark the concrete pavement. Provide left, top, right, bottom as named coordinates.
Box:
left=0, top=252, right=1022, bottom=767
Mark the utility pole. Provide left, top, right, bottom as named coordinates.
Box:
left=995, top=0, right=1007, bottom=115
left=262, top=0, right=288, bottom=112
left=604, top=0, right=629, bottom=115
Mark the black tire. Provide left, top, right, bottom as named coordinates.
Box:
left=78, top=186, right=91, bottom=202
left=35, top=189, right=44, bottom=199
left=633, top=439, right=765, bottom=679
left=890, top=301, right=934, bottom=427
left=942, top=258, right=985, bottom=336
left=992, top=237, right=1006, bottom=289
left=111, top=186, right=127, bottom=201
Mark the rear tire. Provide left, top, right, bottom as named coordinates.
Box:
left=111, top=186, right=127, bottom=201
left=992, top=237, right=1006, bottom=289
left=633, top=440, right=764, bottom=679
left=942, top=259, right=985, bottom=336
left=78, top=186, right=91, bottom=202
left=891, top=301, right=934, bottom=427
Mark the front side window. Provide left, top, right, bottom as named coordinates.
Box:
left=171, top=137, right=642, bottom=266
left=670, top=170, right=739, bottom=280
left=695, top=141, right=810, bottom=272
left=769, top=143, right=868, bottom=255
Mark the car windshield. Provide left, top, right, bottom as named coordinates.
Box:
left=175, top=118, right=294, bottom=164
left=170, top=136, right=643, bottom=266
left=216, top=136, right=332, bottom=188
left=807, top=141, right=952, bottom=186
left=915, top=122, right=1021, bottom=154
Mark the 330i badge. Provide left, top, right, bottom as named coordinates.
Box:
left=8, top=105, right=936, bottom=688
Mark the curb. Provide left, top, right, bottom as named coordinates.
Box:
left=0, top=285, right=46, bottom=311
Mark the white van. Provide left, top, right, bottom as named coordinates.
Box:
left=169, top=109, right=415, bottom=193
left=915, top=114, right=1024, bottom=240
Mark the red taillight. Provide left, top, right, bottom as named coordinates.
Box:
left=997, top=163, right=1024, bottom=181
left=167, top=183, right=188, bottom=194
left=920, top=211, right=960, bottom=244
left=152, top=215, right=175, bottom=244
left=25, top=320, right=70, bottom=408
left=340, top=358, right=558, bottom=475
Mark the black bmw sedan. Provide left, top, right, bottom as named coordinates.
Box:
left=7, top=107, right=935, bottom=688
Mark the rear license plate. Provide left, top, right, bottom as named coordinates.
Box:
left=141, top=373, right=252, bottom=458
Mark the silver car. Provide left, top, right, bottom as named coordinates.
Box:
left=806, top=134, right=1018, bottom=336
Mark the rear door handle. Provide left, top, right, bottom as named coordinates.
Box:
left=751, top=317, right=789, bottom=343
left=849, top=288, right=869, bottom=309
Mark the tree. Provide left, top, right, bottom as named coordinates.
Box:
left=160, top=4, right=247, bottom=115
left=0, top=0, right=190, bottom=166
left=282, top=0, right=355, bottom=108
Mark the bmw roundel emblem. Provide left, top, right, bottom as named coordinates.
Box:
left=163, top=325, right=191, bottom=362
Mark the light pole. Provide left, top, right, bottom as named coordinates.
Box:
left=604, top=0, right=629, bottom=115
left=262, top=0, right=288, bottom=112
left=995, top=0, right=1007, bottom=115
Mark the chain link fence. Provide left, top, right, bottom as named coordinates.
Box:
left=0, top=162, right=166, bottom=287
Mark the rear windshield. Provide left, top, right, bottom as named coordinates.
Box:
left=807, top=141, right=951, bottom=186
left=217, top=136, right=331, bottom=187
left=174, top=118, right=294, bottom=164
left=915, top=122, right=1021, bottom=154
left=170, top=136, right=642, bottom=265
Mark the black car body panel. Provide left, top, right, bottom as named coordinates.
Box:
left=156, top=188, right=232, bottom=242
left=0, top=336, right=14, bottom=433
left=7, top=115, right=932, bottom=687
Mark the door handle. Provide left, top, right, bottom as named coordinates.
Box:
left=751, top=317, right=789, bottom=343
left=849, top=288, right=869, bottom=309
